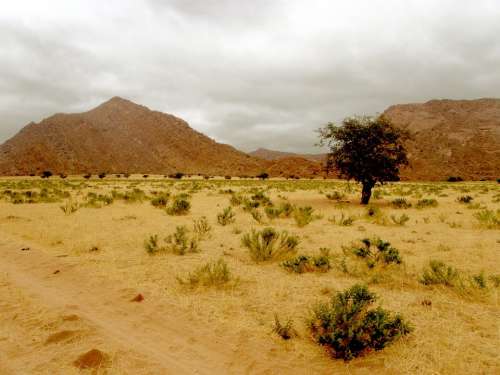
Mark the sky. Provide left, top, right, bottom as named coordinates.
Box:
left=1, top=0, right=500, bottom=153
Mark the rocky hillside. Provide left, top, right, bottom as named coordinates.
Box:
left=384, top=98, right=500, bottom=181
left=0, top=97, right=268, bottom=176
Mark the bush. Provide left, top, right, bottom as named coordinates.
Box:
left=217, top=206, right=236, bottom=226
left=151, top=193, right=170, bottom=208
left=416, top=198, right=438, bottom=209
left=193, top=216, right=211, bottom=240
left=60, top=200, right=79, bottom=215
left=170, top=172, right=184, bottom=179
left=293, top=206, right=315, bottom=227
left=257, top=172, right=269, bottom=180
left=165, top=226, right=199, bottom=255
left=166, top=197, right=191, bottom=215
left=281, top=250, right=331, bottom=273
left=272, top=314, right=298, bottom=340
left=264, top=202, right=294, bottom=220
left=83, top=173, right=91, bottom=179
left=390, top=213, right=410, bottom=226
left=348, top=238, right=402, bottom=267
left=242, top=227, right=299, bottom=262
left=41, top=171, right=53, bottom=179
left=144, top=234, right=161, bottom=254
left=420, top=260, right=459, bottom=286
left=457, top=195, right=473, bottom=204
left=326, top=191, right=346, bottom=201
left=177, top=259, right=233, bottom=288
left=391, top=198, right=411, bottom=209
left=473, top=209, right=500, bottom=229
left=308, top=284, right=412, bottom=360
left=447, top=176, right=463, bottom=182
left=98, top=172, right=106, bottom=179
left=329, top=212, right=355, bottom=226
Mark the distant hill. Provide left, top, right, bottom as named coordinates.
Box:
left=383, top=98, right=500, bottom=181
left=249, top=148, right=326, bottom=162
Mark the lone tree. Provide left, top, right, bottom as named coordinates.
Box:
left=319, top=116, right=408, bottom=204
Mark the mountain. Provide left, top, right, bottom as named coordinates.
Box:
left=0, top=97, right=267, bottom=176
left=383, top=98, right=500, bottom=181
left=249, top=148, right=326, bottom=162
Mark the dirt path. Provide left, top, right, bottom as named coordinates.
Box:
left=0, top=232, right=299, bottom=374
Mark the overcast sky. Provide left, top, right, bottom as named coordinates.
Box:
left=1, top=1, right=499, bottom=153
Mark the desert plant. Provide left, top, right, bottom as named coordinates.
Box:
left=177, top=258, right=233, bottom=288
left=348, top=238, right=402, bottom=267
left=416, top=198, right=438, bottom=209
left=151, top=193, right=170, bottom=208
left=144, top=234, right=161, bottom=254
left=293, top=206, right=315, bottom=227
left=165, top=226, right=199, bottom=255
left=390, top=213, right=410, bottom=226
left=193, top=216, right=212, bottom=240
left=242, top=227, right=299, bottom=262
left=326, top=190, right=346, bottom=201
left=257, top=172, right=269, bottom=180
left=60, top=200, right=79, bottom=215
left=98, top=172, right=106, bottom=179
left=166, top=197, right=191, bottom=215
left=329, top=212, right=355, bottom=226
left=217, top=206, right=236, bottom=226
left=308, top=284, right=412, bottom=360
left=249, top=208, right=264, bottom=223
left=281, top=250, right=331, bottom=273
left=473, top=209, right=500, bottom=229
left=457, top=195, right=473, bottom=204
left=272, top=314, right=298, bottom=340
left=420, top=260, right=459, bottom=286
left=41, top=171, right=53, bottom=179
left=391, top=198, right=412, bottom=209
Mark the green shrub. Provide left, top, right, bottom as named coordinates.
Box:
left=348, top=238, right=402, bottom=267
left=264, top=202, right=295, bottom=220
left=293, top=206, right=315, bottom=227
left=165, top=226, right=199, bottom=255
left=249, top=208, right=264, bottom=223
left=281, top=250, right=331, bottom=273
left=217, top=206, right=236, bottom=226
left=166, top=197, right=191, bottom=215
left=242, top=227, right=299, bottom=262
left=308, top=284, right=412, bottom=360
left=193, top=216, right=211, bottom=240
left=177, top=259, right=233, bottom=288
left=420, top=260, right=459, bottom=286
left=151, top=193, right=170, bottom=208
left=144, top=234, right=161, bottom=254
left=473, top=209, right=500, bottom=229
left=391, top=198, right=412, bottom=209
left=60, top=200, right=79, bottom=215
left=329, top=212, right=355, bottom=226
left=390, top=214, right=410, bottom=226
left=229, top=193, right=244, bottom=206
left=416, top=198, right=438, bottom=209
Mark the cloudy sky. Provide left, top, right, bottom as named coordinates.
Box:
left=1, top=1, right=499, bottom=152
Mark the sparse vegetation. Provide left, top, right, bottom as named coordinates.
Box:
left=242, top=227, right=299, bottom=262
left=177, top=259, right=233, bottom=288
left=217, top=206, right=236, bottom=226
left=166, top=196, right=191, bottom=215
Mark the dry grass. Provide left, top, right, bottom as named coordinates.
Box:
left=0, top=176, right=499, bottom=373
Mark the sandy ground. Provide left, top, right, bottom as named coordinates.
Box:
left=0, top=177, right=499, bottom=374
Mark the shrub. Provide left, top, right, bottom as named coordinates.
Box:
left=416, top=198, right=438, bottom=209
left=59, top=173, right=67, bottom=179
left=457, top=195, right=473, bottom=204
left=308, top=284, right=412, bottom=360
left=229, top=193, right=244, bottom=206
left=83, top=173, right=91, bottom=179
left=84, top=193, right=114, bottom=208
left=165, top=226, right=199, bottom=255
left=281, top=250, right=331, bottom=273
left=217, top=206, right=236, bottom=226
left=177, top=259, right=233, bottom=288
left=390, top=214, right=410, bottom=226
left=447, top=176, right=463, bottom=182
left=473, top=209, right=500, bottom=229
left=166, top=197, right=191, bottom=215
left=272, top=314, right=298, bottom=340
left=257, top=172, right=269, bottom=180
left=293, top=206, right=315, bottom=227
left=326, top=191, right=345, bottom=201
left=193, top=216, right=211, bottom=240
left=264, top=202, right=294, bottom=220
left=151, top=193, right=170, bottom=208
left=170, top=172, right=184, bottom=179
left=329, top=212, right=355, bottom=226
left=420, top=260, right=459, bottom=286
left=249, top=208, right=264, bottom=223
left=98, top=172, right=106, bottom=179
left=41, top=171, right=53, bottom=179
left=242, top=227, right=299, bottom=262
left=348, top=238, right=402, bottom=267
left=144, top=235, right=161, bottom=254
left=60, top=200, right=79, bottom=215
left=391, top=198, right=412, bottom=209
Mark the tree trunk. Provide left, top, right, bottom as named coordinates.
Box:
left=360, top=182, right=374, bottom=205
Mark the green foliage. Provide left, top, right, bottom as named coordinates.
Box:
left=420, top=260, right=459, bottom=286
left=217, top=206, right=236, bottom=226
left=281, top=249, right=331, bottom=273
left=293, top=206, right=316, bottom=227
left=318, top=116, right=409, bottom=204
left=348, top=238, right=402, bottom=267
left=473, top=209, right=500, bottom=229
left=416, top=198, right=438, bottom=209
left=151, top=193, right=170, bottom=208
left=391, top=198, right=412, bottom=209
left=308, top=284, right=412, bottom=360
left=390, top=213, right=410, bottom=226
left=264, top=202, right=294, bottom=220
left=165, top=226, right=199, bottom=255
left=144, top=234, right=161, bottom=254
left=242, top=227, right=299, bottom=262
left=328, top=212, right=355, bottom=226
left=166, top=196, right=191, bottom=215
left=177, top=259, right=233, bottom=288
left=84, top=192, right=113, bottom=208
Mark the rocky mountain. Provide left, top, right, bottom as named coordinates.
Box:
left=0, top=97, right=268, bottom=176
left=383, top=98, right=500, bottom=181
left=249, top=148, right=326, bottom=163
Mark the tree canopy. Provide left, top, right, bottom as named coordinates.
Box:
left=318, top=116, right=409, bottom=204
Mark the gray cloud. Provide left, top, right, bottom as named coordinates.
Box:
left=1, top=0, right=499, bottom=152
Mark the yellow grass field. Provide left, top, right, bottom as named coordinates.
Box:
left=0, top=176, right=499, bottom=374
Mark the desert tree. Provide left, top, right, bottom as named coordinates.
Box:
left=318, top=116, right=408, bottom=204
